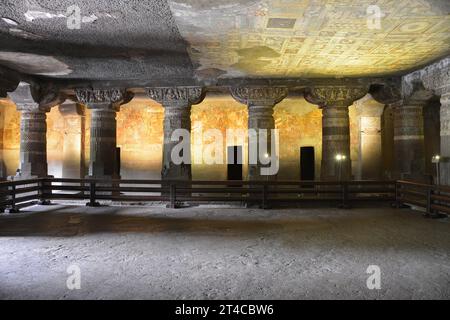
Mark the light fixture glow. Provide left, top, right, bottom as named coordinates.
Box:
left=432, top=155, right=441, bottom=163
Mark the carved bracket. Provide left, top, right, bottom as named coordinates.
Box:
left=304, top=85, right=368, bottom=107
left=369, top=82, right=402, bottom=105
left=8, top=82, right=65, bottom=112
left=230, top=86, right=288, bottom=106
left=147, top=87, right=204, bottom=107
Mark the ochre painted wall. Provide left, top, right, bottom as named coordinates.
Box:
left=0, top=95, right=371, bottom=181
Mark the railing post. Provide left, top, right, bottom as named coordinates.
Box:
left=4, top=184, right=19, bottom=213
left=426, top=187, right=432, bottom=217
left=38, top=179, right=51, bottom=205
left=86, top=181, right=100, bottom=207
left=340, top=182, right=349, bottom=209
left=395, top=182, right=399, bottom=208
left=0, top=183, right=6, bottom=213
left=169, top=183, right=176, bottom=209
left=261, top=184, right=269, bottom=209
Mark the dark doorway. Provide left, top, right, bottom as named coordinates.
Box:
left=300, top=147, right=315, bottom=181
left=227, top=146, right=243, bottom=181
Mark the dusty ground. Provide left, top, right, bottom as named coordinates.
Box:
left=0, top=203, right=449, bottom=300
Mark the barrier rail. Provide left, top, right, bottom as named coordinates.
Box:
left=0, top=177, right=398, bottom=211
left=1, top=178, right=447, bottom=218
left=396, top=180, right=450, bottom=218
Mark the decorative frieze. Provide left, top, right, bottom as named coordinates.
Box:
left=406, top=57, right=450, bottom=96
left=75, top=88, right=133, bottom=110
left=305, top=85, right=368, bottom=107
left=147, top=87, right=204, bottom=106
left=230, top=86, right=288, bottom=106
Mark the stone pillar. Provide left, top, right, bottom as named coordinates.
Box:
left=305, top=86, right=368, bottom=181
left=440, top=90, right=450, bottom=185
left=58, top=103, right=86, bottom=179
left=8, top=82, right=65, bottom=178
left=321, top=105, right=351, bottom=180
left=393, top=83, right=433, bottom=180
left=18, top=109, right=49, bottom=178
left=382, top=102, right=397, bottom=178
left=76, top=89, right=133, bottom=179
left=355, top=96, right=385, bottom=180
left=0, top=105, right=5, bottom=180
left=147, top=87, right=204, bottom=181
left=230, top=87, right=288, bottom=181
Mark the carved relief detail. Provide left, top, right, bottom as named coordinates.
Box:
left=75, top=88, right=132, bottom=110
left=416, top=58, right=450, bottom=95
left=305, top=86, right=368, bottom=107
left=230, top=87, right=288, bottom=106
left=147, top=87, right=204, bottom=106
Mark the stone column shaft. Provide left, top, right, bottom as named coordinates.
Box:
left=321, top=105, right=351, bottom=180
left=59, top=103, right=86, bottom=179
left=393, top=102, right=425, bottom=178
left=76, top=88, right=133, bottom=180
left=440, top=92, right=450, bottom=185
left=8, top=82, right=65, bottom=179
left=248, top=104, right=276, bottom=181
left=19, top=110, right=48, bottom=178
left=89, top=108, right=118, bottom=178
left=305, top=86, right=368, bottom=181
left=147, top=87, right=204, bottom=181
left=231, top=87, right=287, bottom=181
left=162, top=103, right=191, bottom=180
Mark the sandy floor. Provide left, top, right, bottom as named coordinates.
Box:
left=0, top=203, right=449, bottom=300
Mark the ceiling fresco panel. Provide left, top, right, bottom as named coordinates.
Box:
left=169, top=0, right=450, bottom=79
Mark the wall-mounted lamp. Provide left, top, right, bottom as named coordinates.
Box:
left=335, top=154, right=347, bottom=181
left=432, top=155, right=441, bottom=185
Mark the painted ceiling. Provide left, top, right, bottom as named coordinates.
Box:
left=170, top=0, right=450, bottom=78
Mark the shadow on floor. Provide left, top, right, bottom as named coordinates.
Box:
left=0, top=204, right=445, bottom=242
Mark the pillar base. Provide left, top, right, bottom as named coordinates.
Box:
left=3, top=207, right=19, bottom=214
left=86, top=201, right=101, bottom=207
left=424, top=212, right=448, bottom=219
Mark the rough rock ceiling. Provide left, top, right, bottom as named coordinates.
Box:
left=0, top=0, right=449, bottom=85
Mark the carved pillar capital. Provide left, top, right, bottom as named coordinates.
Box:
left=75, top=88, right=133, bottom=111
left=402, top=80, right=434, bottom=106
left=369, top=84, right=402, bottom=105
left=8, top=82, right=65, bottom=113
left=230, top=86, right=288, bottom=107
left=305, top=85, right=368, bottom=108
left=147, top=86, right=204, bottom=108
left=417, top=57, right=450, bottom=96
